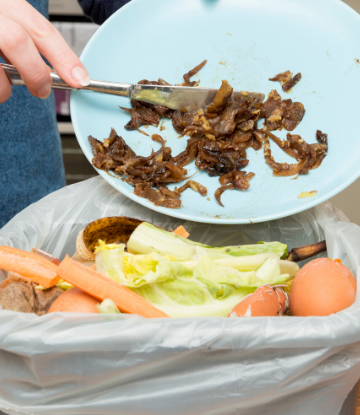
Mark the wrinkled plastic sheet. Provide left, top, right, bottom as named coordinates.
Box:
left=0, top=176, right=360, bottom=415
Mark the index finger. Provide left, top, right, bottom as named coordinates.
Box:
left=1, top=0, right=90, bottom=88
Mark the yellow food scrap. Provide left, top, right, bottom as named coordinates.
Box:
left=219, top=61, right=226, bottom=65
left=197, top=109, right=204, bottom=116
left=298, top=191, right=317, bottom=199
left=205, top=134, right=216, bottom=141
left=282, top=277, right=294, bottom=295
left=201, top=116, right=211, bottom=131
left=226, top=32, right=232, bottom=36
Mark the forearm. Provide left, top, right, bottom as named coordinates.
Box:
left=78, top=0, right=132, bottom=25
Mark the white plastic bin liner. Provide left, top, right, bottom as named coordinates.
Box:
left=0, top=176, right=359, bottom=415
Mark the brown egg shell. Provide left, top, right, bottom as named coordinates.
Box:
left=289, top=258, right=356, bottom=317
left=229, top=285, right=285, bottom=317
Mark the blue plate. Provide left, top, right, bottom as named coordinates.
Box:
left=71, top=0, right=360, bottom=224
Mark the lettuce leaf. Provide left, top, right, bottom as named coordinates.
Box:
left=96, top=242, right=291, bottom=318
left=127, top=222, right=288, bottom=261
left=97, top=299, right=121, bottom=314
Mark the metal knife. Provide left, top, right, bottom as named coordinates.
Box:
left=2, top=63, right=265, bottom=112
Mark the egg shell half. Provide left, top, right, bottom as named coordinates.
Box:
left=229, top=285, right=282, bottom=317
left=289, top=258, right=356, bottom=316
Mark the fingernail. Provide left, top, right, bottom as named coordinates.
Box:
left=72, top=66, right=90, bottom=86
left=38, top=83, right=52, bottom=100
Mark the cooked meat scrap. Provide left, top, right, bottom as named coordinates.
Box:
left=238, top=119, right=254, bottom=132
left=182, top=59, right=207, bottom=86
left=247, top=136, right=262, bottom=151
left=158, top=186, right=181, bottom=199
left=206, top=80, right=233, bottom=114
left=263, top=138, right=301, bottom=177
left=214, top=184, right=234, bottom=207
left=215, top=171, right=255, bottom=207
left=177, top=180, right=208, bottom=196
left=283, top=73, right=302, bottom=92
left=172, top=111, right=197, bottom=134
left=152, top=134, right=167, bottom=147
left=134, top=183, right=182, bottom=208
left=89, top=130, right=188, bottom=190
left=263, top=130, right=328, bottom=176
left=196, top=139, right=249, bottom=176
left=90, top=132, right=136, bottom=172
left=253, top=130, right=265, bottom=143
left=282, top=102, right=305, bottom=131
left=316, top=130, right=328, bottom=145
left=230, top=131, right=253, bottom=143
left=269, top=70, right=293, bottom=85
left=262, top=90, right=284, bottom=129
left=219, top=170, right=254, bottom=188
left=261, top=89, right=305, bottom=132
left=90, top=63, right=321, bottom=210
left=173, top=137, right=202, bottom=167
left=211, top=100, right=243, bottom=137
left=103, top=127, right=117, bottom=148
left=124, top=106, right=161, bottom=130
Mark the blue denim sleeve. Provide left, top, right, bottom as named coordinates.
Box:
left=78, top=0, right=132, bottom=24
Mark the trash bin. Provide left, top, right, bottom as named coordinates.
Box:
left=0, top=176, right=360, bottom=415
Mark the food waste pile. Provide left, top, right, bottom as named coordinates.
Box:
left=0, top=217, right=355, bottom=319
left=88, top=62, right=328, bottom=208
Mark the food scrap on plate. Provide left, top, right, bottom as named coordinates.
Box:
left=88, top=62, right=328, bottom=208
left=269, top=70, right=302, bottom=93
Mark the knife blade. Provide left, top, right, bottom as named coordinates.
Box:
left=1, top=63, right=265, bottom=112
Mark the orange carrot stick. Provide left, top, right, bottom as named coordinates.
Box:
left=57, top=256, right=169, bottom=318
left=33, top=248, right=61, bottom=266
left=174, top=225, right=190, bottom=239
left=0, top=246, right=60, bottom=288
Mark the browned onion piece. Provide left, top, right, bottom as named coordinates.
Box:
left=282, top=102, right=305, bottom=131
left=283, top=73, right=302, bottom=92
left=263, top=129, right=328, bottom=176
left=152, top=134, right=166, bottom=147
left=183, top=59, right=207, bottom=86
left=269, top=70, right=293, bottom=85
left=316, top=130, right=328, bottom=145
left=206, top=80, right=233, bottom=114
left=215, top=184, right=234, bottom=207
left=158, top=186, right=181, bottom=199
left=134, top=183, right=182, bottom=208
left=177, top=180, right=207, bottom=196
left=215, top=171, right=254, bottom=206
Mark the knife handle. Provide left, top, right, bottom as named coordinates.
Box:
left=1, top=63, right=132, bottom=98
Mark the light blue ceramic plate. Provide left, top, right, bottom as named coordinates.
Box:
left=71, top=0, right=360, bottom=224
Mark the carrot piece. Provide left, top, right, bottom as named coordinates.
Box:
left=174, top=225, right=190, bottom=239
left=33, top=248, right=61, bottom=266
left=0, top=246, right=60, bottom=288
left=57, top=256, right=169, bottom=318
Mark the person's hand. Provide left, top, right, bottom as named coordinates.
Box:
left=0, top=0, right=90, bottom=103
